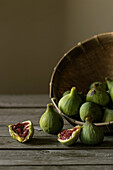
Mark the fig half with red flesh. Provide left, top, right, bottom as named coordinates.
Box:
left=58, top=125, right=82, bottom=146
left=8, top=120, right=34, bottom=143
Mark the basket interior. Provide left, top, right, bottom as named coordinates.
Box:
left=50, top=32, right=113, bottom=101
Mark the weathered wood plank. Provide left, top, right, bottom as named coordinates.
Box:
left=0, top=108, right=45, bottom=126
left=0, top=135, right=112, bottom=149
left=0, top=95, right=50, bottom=107
left=0, top=108, right=69, bottom=126
left=0, top=165, right=113, bottom=170
left=0, top=150, right=113, bottom=165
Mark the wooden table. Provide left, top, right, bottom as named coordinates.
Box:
left=0, top=94, right=113, bottom=169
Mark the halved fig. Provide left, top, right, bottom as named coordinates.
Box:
left=58, top=125, right=82, bottom=146
left=8, top=120, right=34, bottom=143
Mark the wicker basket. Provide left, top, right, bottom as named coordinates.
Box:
left=49, top=32, right=113, bottom=134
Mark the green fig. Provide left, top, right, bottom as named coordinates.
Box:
left=80, top=118, right=104, bottom=145
left=58, top=87, right=82, bottom=118
left=40, top=103, right=64, bottom=134
left=105, top=77, right=113, bottom=91
left=62, top=90, right=70, bottom=97
left=80, top=102, right=102, bottom=122
left=109, top=86, right=113, bottom=103
left=58, top=125, right=82, bottom=146
left=63, top=90, right=85, bottom=103
left=102, top=108, right=113, bottom=122
left=86, top=83, right=110, bottom=106
left=8, top=120, right=34, bottom=143
left=90, top=81, right=107, bottom=91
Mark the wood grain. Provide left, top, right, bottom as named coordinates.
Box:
left=0, top=95, right=50, bottom=108
left=0, top=149, right=113, bottom=166
left=0, top=108, right=45, bottom=126
left=0, top=108, right=69, bottom=126
left=0, top=165, right=112, bottom=170
left=0, top=94, right=112, bottom=169
left=0, top=135, right=112, bottom=149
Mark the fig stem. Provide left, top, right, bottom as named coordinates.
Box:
left=70, top=87, right=77, bottom=96
left=47, top=103, right=54, bottom=111
left=85, top=116, right=92, bottom=122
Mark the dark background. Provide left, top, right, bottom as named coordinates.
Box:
left=0, top=0, right=113, bottom=94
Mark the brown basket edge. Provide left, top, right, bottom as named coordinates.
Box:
left=49, top=31, right=113, bottom=99
left=51, top=97, right=113, bottom=134
left=49, top=31, right=113, bottom=134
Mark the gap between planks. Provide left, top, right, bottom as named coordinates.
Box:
left=0, top=95, right=50, bottom=108
left=0, top=136, right=112, bottom=150
left=0, top=165, right=113, bottom=169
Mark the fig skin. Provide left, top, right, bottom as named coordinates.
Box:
left=8, top=120, right=34, bottom=143
left=102, top=108, right=113, bottom=122
left=90, top=81, right=107, bottom=91
left=63, top=90, right=85, bottom=103
left=58, top=87, right=82, bottom=118
left=58, top=125, right=82, bottom=146
left=62, top=90, right=70, bottom=97
left=40, top=103, right=64, bottom=134
left=105, top=77, right=113, bottom=91
left=109, top=87, right=113, bottom=103
left=80, top=118, right=104, bottom=145
left=86, top=83, right=110, bottom=106
left=80, top=102, right=102, bottom=122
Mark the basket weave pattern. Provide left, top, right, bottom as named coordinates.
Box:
left=50, top=32, right=113, bottom=134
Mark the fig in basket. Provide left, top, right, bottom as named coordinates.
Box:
left=89, top=81, right=107, bottom=91
left=105, top=78, right=113, bottom=103
left=105, top=77, right=113, bottom=91
left=109, top=87, right=113, bottom=103
left=102, top=108, right=113, bottom=122
left=86, top=83, right=110, bottom=106
left=8, top=120, right=34, bottom=143
left=80, top=117, right=104, bottom=145
left=80, top=102, right=102, bottom=123
left=62, top=90, right=70, bottom=97
left=58, top=87, right=82, bottom=118
left=63, top=90, right=85, bottom=103
left=58, top=125, right=82, bottom=146
left=40, top=103, right=64, bottom=134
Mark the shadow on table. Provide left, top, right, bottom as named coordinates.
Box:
left=25, top=137, right=57, bottom=146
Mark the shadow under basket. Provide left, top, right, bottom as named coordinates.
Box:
left=49, top=32, right=113, bottom=134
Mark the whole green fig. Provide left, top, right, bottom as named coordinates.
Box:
left=63, top=90, right=85, bottom=103
left=80, top=118, right=104, bottom=145
left=86, top=83, right=110, bottom=106
left=90, top=81, right=107, bottom=90
left=105, top=77, right=113, bottom=91
left=80, top=102, right=102, bottom=122
left=58, top=87, right=82, bottom=118
left=102, top=108, right=113, bottom=122
left=39, top=103, right=64, bottom=134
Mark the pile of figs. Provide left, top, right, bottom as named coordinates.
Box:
left=59, top=78, right=113, bottom=123
left=8, top=78, right=113, bottom=145
left=40, top=77, right=113, bottom=146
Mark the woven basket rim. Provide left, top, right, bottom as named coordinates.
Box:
left=51, top=97, right=113, bottom=127
left=49, top=31, right=113, bottom=129
left=49, top=31, right=113, bottom=99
